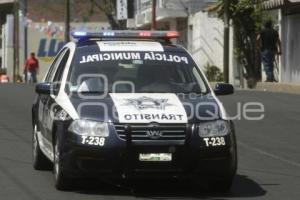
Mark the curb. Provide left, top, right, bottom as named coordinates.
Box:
left=252, top=82, right=300, bottom=95
left=209, top=82, right=300, bottom=95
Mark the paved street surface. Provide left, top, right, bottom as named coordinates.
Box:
left=0, top=84, right=299, bottom=200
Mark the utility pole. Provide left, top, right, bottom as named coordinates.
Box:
left=65, top=0, right=70, bottom=42
left=13, top=0, right=20, bottom=82
left=151, top=0, right=157, bottom=30
left=24, top=0, right=28, bottom=82
left=223, top=0, right=230, bottom=83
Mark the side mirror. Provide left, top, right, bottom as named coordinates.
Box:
left=51, top=82, right=61, bottom=96
left=35, top=82, right=60, bottom=95
left=214, top=83, right=234, bottom=95
left=35, top=83, right=51, bottom=95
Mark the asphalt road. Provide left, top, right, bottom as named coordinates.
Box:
left=0, top=84, right=300, bottom=200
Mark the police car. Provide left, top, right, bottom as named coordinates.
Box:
left=32, top=31, right=237, bottom=191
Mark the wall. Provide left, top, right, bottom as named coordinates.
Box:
left=281, top=13, right=300, bottom=84
left=27, top=23, right=65, bottom=81
left=26, top=22, right=109, bottom=81
left=188, top=11, right=224, bottom=70
left=188, top=10, right=240, bottom=85
left=2, top=20, right=109, bottom=82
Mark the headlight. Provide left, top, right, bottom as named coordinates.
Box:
left=198, top=120, right=229, bottom=137
left=68, top=120, right=109, bottom=137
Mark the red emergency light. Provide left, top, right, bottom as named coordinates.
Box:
left=72, top=31, right=180, bottom=42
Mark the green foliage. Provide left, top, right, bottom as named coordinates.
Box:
left=218, top=0, right=263, bottom=84
left=204, top=63, right=224, bottom=82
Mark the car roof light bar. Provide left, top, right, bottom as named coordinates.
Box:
left=71, top=31, right=180, bottom=42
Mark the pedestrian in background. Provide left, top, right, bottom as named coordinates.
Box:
left=257, top=20, right=282, bottom=82
left=24, top=52, right=39, bottom=83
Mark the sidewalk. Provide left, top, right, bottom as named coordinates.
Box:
left=254, top=82, right=300, bottom=95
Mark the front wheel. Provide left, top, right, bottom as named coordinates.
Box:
left=53, top=137, right=72, bottom=190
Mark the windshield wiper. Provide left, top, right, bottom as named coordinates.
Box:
left=76, top=91, right=106, bottom=94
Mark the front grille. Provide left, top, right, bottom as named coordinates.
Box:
left=114, top=123, right=187, bottom=141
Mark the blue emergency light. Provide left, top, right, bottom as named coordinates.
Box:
left=71, top=30, right=179, bottom=42
left=72, top=31, right=87, bottom=37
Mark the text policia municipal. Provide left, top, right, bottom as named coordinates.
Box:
left=79, top=52, right=189, bottom=64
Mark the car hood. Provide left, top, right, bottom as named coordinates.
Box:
left=67, top=93, right=223, bottom=123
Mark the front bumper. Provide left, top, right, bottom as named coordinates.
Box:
left=58, top=122, right=237, bottom=179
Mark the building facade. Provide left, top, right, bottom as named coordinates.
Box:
left=134, top=0, right=188, bottom=47
left=262, top=0, right=300, bottom=84
left=280, top=4, right=300, bottom=84
left=130, top=0, right=240, bottom=85
left=0, top=0, right=109, bottom=82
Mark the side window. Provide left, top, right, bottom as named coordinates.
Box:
left=45, top=48, right=67, bottom=82
left=53, top=50, right=70, bottom=83
left=192, top=67, right=207, bottom=93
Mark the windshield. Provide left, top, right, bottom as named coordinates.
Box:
left=67, top=46, right=208, bottom=94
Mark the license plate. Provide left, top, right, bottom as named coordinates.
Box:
left=139, top=153, right=172, bottom=162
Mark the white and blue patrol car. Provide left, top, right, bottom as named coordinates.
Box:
left=32, top=31, right=237, bottom=191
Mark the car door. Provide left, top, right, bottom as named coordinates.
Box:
left=37, top=49, right=67, bottom=139
left=40, top=48, right=69, bottom=143
left=43, top=49, right=71, bottom=143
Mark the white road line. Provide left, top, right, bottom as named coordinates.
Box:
left=238, top=141, right=300, bottom=168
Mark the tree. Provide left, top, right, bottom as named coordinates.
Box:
left=88, top=0, right=124, bottom=30
left=218, top=0, right=263, bottom=88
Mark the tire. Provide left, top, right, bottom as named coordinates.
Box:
left=53, top=136, right=72, bottom=190
left=32, top=124, right=52, bottom=170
